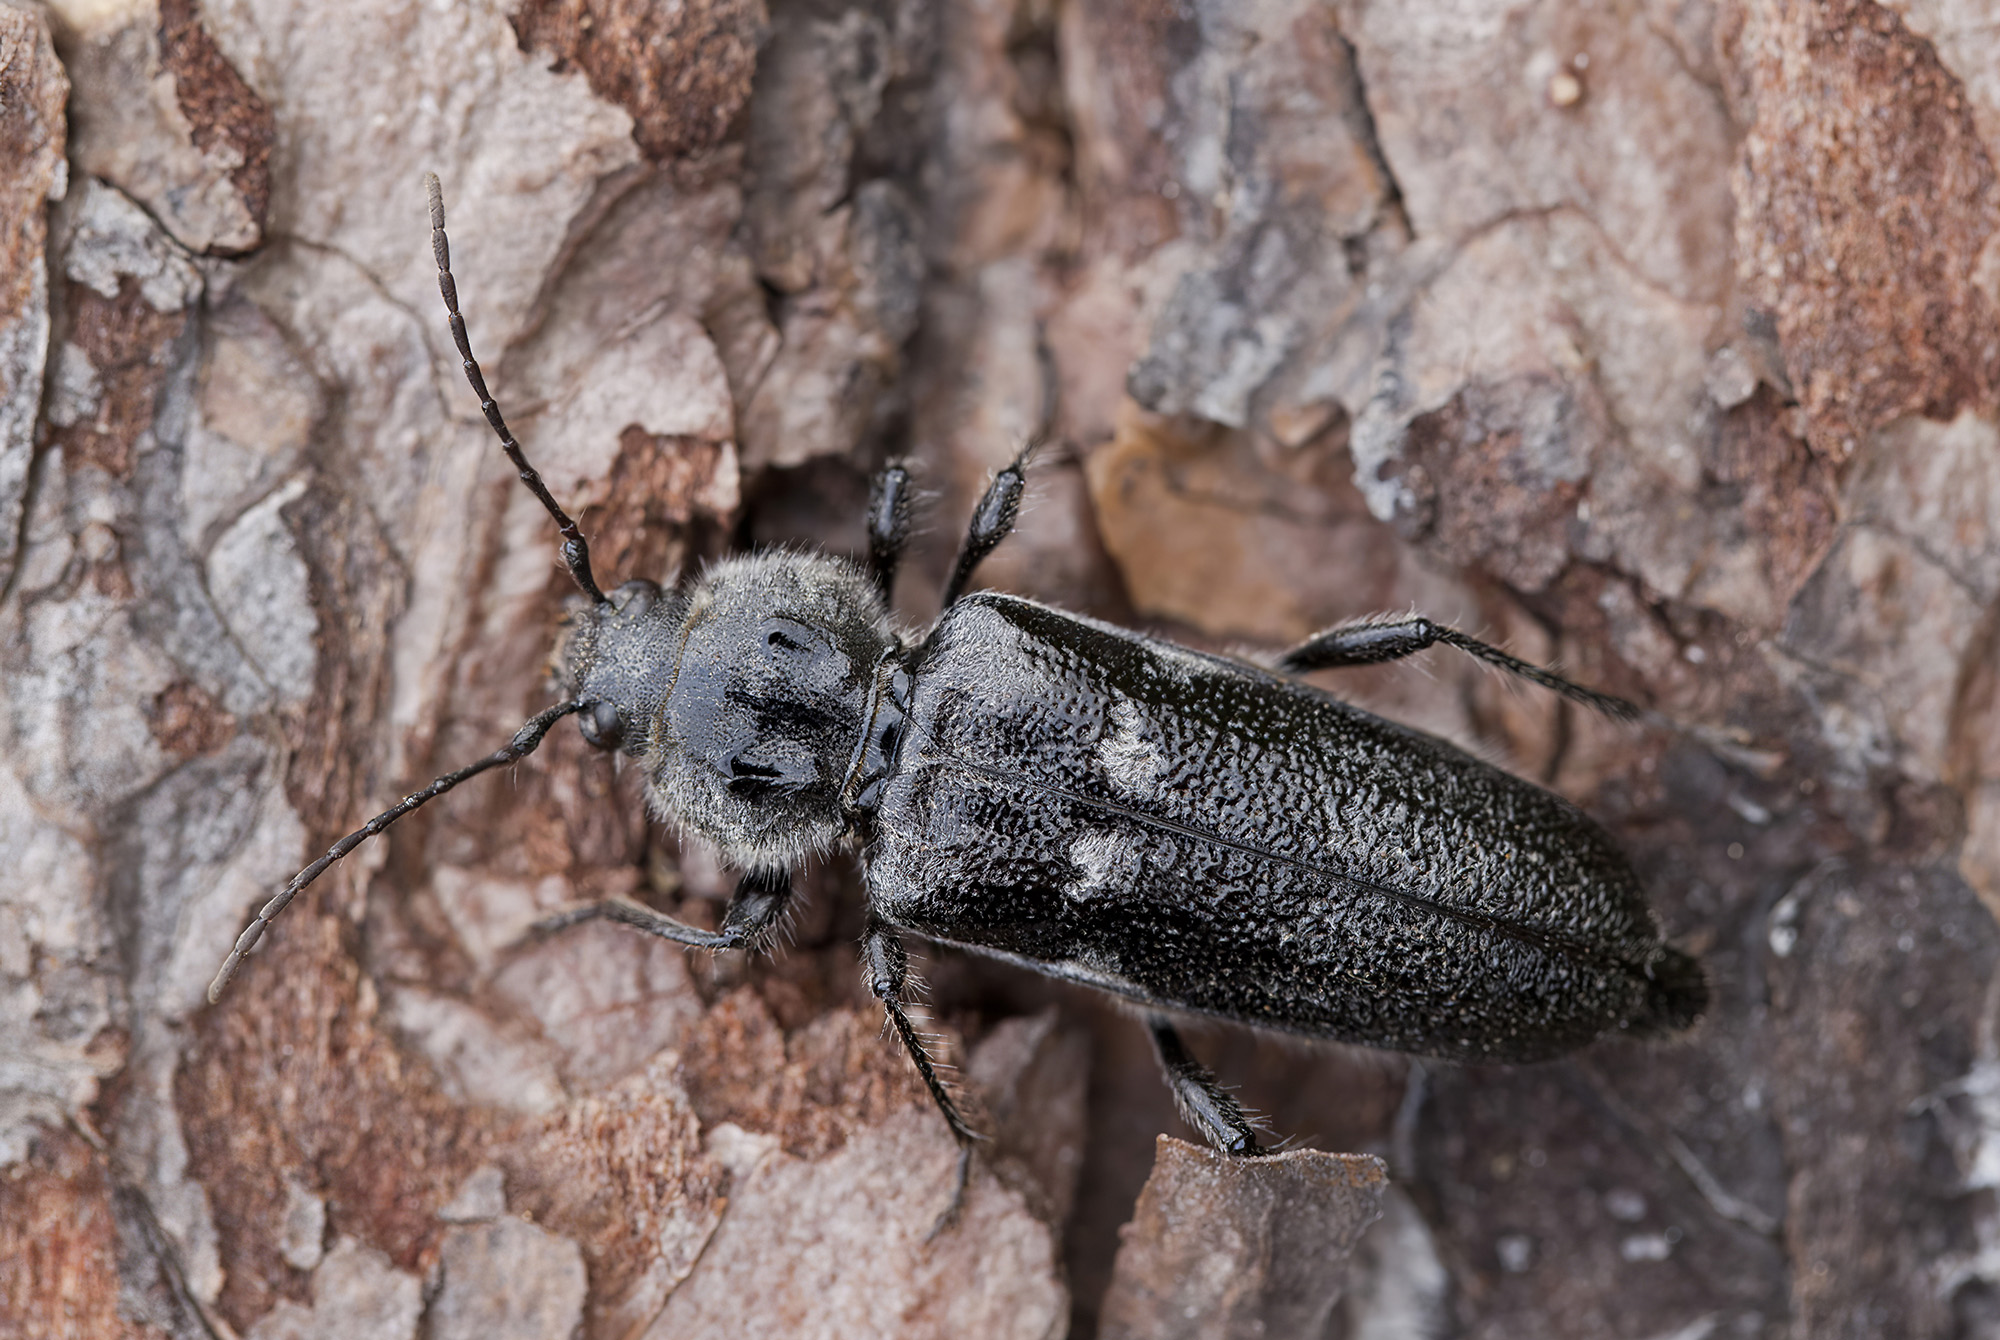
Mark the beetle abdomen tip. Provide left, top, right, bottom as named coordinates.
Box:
left=1629, top=946, right=1709, bottom=1036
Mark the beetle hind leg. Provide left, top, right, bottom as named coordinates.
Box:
left=1277, top=615, right=1641, bottom=722
left=1148, top=1016, right=1266, bottom=1156
left=863, top=919, right=984, bottom=1235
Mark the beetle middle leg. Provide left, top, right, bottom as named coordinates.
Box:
left=1277, top=615, right=1640, bottom=721
left=530, top=866, right=793, bottom=949
left=1147, top=1015, right=1266, bottom=1155
left=864, top=918, right=983, bottom=1232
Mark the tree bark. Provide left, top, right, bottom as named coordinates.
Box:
left=4, top=0, right=2000, bottom=1336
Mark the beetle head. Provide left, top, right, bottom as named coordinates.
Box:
left=564, top=553, right=896, bottom=865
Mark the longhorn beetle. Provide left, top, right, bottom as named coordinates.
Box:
left=211, top=175, right=1707, bottom=1223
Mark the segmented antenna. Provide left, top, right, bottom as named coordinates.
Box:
left=425, top=173, right=608, bottom=607
left=208, top=700, right=585, bottom=1002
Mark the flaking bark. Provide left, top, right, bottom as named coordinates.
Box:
left=5, top=1, right=2000, bottom=1337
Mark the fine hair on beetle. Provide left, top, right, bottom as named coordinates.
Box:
left=211, top=174, right=1708, bottom=1230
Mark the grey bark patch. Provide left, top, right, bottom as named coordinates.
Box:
left=1337, top=1184, right=1448, bottom=1340
left=0, top=5, right=66, bottom=590
left=438, top=1164, right=508, bottom=1224
left=648, top=1107, right=1066, bottom=1338
left=61, top=2, right=267, bottom=255
left=966, top=1008, right=1092, bottom=1227
left=279, top=1176, right=327, bottom=1271
left=244, top=1236, right=423, bottom=1340
left=1098, top=1135, right=1387, bottom=1340
left=62, top=180, right=202, bottom=313
left=427, top=1218, right=587, bottom=1340
left=206, top=474, right=318, bottom=705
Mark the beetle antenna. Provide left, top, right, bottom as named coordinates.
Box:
left=425, top=173, right=609, bottom=607
left=208, top=699, right=587, bottom=1002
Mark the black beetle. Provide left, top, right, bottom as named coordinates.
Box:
left=212, top=177, right=1706, bottom=1216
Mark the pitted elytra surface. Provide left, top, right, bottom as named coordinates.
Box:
left=871, top=593, right=1689, bottom=1063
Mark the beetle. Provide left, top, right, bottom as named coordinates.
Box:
left=211, top=176, right=1706, bottom=1219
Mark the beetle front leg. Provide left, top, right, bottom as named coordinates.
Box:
left=865, top=462, right=914, bottom=606
left=1277, top=615, right=1640, bottom=722
left=531, top=867, right=792, bottom=950
left=1148, top=1015, right=1266, bottom=1156
left=864, top=919, right=984, bottom=1234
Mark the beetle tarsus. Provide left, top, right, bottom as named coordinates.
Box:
left=1148, top=1016, right=1267, bottom=1156
left=939, top=438, right=1039, bottom=608
left=865, top=917, right=985, bottom=1235
left=866, top=462, right=913, bottom=606
left=924, top=1144, right=974, bottom=1243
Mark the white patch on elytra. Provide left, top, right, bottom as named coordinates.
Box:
left=1048, top=952, right=1130, bottom=990
left=1096, top=696, right=1161, bottom=799
left=1065, top=829, right=1140, bottom=901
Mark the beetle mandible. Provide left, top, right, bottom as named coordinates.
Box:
left=211, top=176, right=1707, bottom=1218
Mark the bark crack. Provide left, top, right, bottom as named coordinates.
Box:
left=1331, top=24, right=1414, bottom=243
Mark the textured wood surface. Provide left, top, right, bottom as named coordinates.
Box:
left=4, top=1, right=2000, bottom=1336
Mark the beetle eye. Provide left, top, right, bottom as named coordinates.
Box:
left=579, top=700, right=624, bottom=750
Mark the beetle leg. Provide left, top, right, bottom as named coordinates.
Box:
left=1277, top=615, right=1641, bottom=722
left=1147, top=1016, right=1266, bottom=1156
left=864, top=919, right=983, bottom=1235
left=939, top=440, right=1037, bottom=608
left=530, top=867, right=792, bottom=950
left=865, top=462, right=914, bottom=605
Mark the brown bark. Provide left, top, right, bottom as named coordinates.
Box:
left=5, top=0, right=2000, bottom=1336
